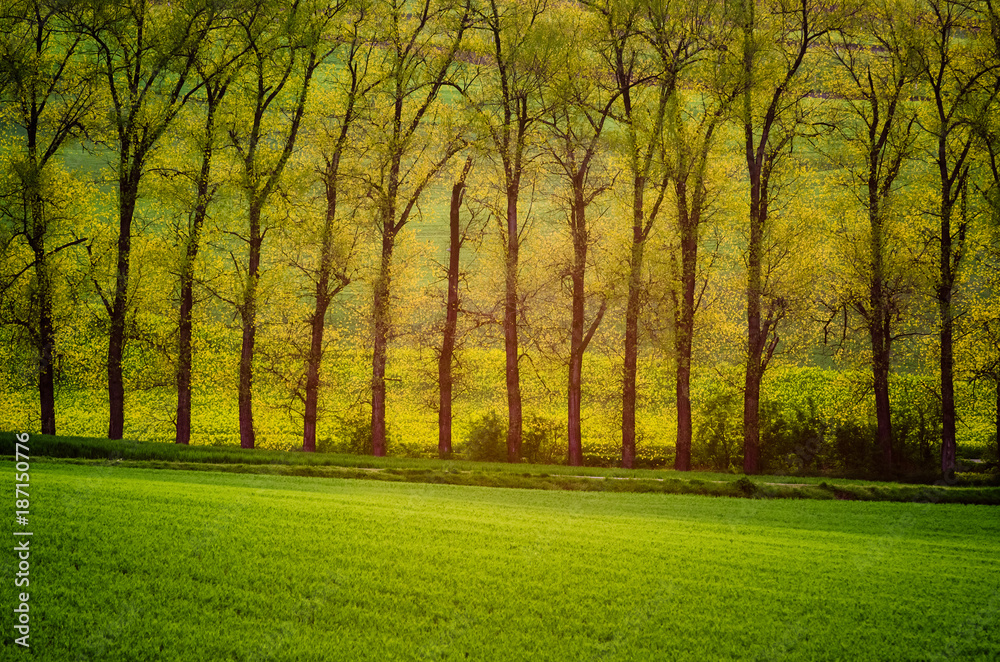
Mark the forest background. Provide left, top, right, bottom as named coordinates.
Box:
left=1, top=0, right=999, bottom=479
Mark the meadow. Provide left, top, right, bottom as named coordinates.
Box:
left=2, top=461, right=998, bottom=660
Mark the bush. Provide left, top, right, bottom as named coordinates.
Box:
left=321, top=412, right=393, bottom=456
left=692, top=383, right=743, bottom=472
left=463, top=411, right=508, bottom=462
left=522, top=415, right=563, bottom=465
left=462, top=412, right=567, bottom=464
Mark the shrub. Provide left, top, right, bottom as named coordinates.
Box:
left=522, top=415, right=563, bottom=465
left=322, top=412, right=393, bottom=456
left=692, top=383, right=743, bottom=472
left=463, top=411, right=507, bottom=462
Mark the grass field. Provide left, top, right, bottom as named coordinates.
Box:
left=2, top=461, right=998, bottom=660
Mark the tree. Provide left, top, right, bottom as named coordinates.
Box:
left=656, top=0, right=737, bottom=471
left=469, top=0, right=552, bottom=462
left=541, top=6, right=616, bottom=466
left=820, top=0, right=921, bottom=473
left=300, top=8, right=372, bottom=452
left=730, top=0, right=835, bottom=474
left=0, top=0, right=93, bottom=435
left=912, top=0, right=1000, bottom=478
left=71, top=0, right=216, bottom=439
left=223, top=0, right=333, bottom=449
left=590, top=0, right=669, bottom=469
left=363, top=0, right=471, bottom=456
left=438, top=156, right=475, bottom=459
left=171, top=14, right=245, bottom=445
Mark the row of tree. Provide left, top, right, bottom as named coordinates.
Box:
left=1, top=0, right=998, bottom=476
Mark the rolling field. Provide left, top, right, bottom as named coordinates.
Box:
left=2, top=462, right=999, bottom=661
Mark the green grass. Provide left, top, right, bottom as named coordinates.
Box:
left=4, top=432, right=999, bottom=504
left=2, top=462, right=998, bottom=660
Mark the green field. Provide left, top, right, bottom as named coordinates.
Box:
left=3, top=462, right=998, bottom=660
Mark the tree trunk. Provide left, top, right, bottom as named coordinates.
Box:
left=504, top=186, right=522, bottom=462
left=872, top=334, right=893, bottom=472
left=175, top=104, right=216, bottom=445
left=238, top=203, right=262, bottom=450
left=176, top=268, right=194, bottom=445
left=27, top=187, right=57, bottom=436
left=621, top=176, right=644, bottom=470
left=34, top=247, right=56, bottom=436
left=371, top=225, right=395, bottom=457
left=108, top=166, right=138, bottom=440
left=938, top=188, right=957, bottom=478
left=303, top=157, right=341, bottom=453
left=743, top=173, right=765, bottom=475
left=302, top=288, right=328, bottom=453
left=567, top=193, right=587, bottom=467
left=675, top=181, right=697, bottom=472
left=439, top=174, right=465, bottom=459
left=868, top=188, right=893, bottom=473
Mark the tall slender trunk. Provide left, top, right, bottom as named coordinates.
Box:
left=567, top=187, right=587, bottom=467
left=302, top=154, right=344, bottom=453
left=869, top=197, right=893, bottom=472
left=938, top=182, right=957, bottom=478
left=176, top=265, right=194, bottom=444
left=743, top=166, right=765, bottom=475
left=371, top=223, right=395, bottom=457
left=439, top=171, right=466, bottom=459
left=27, top=185, right=56, bottom=436
left=238, top=202, right=262, bottom=450
left=108, top=162, right=139, bottom=440
left=621, top=176, right=644, bottom=469
left=675, top=181, right=697, bottom=472
left=504, top=185, right=522, bottom=462
left=302, top=286, right=328, bottom=452
left=176, top=102, right=217, bottom=445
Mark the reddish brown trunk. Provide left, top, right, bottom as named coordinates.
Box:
left=675, top=181, right=697, bottom=472
left=176, top=278, right=193, bottom=445
left=303, top=156, right=342, bottom=453
left=302, top=300, right=326, bottom=453
left=567, top=195, right=587, bottom=467
left=108, top=166, right=138, bottom=440
left=238, top=203, right=262, bottom=450
left=504, top=186, right=523, bottom=463
left=439, top=173, right=466, bottom=459
left=621, top=176, right=644, bottom=470
left=938, top=184, right=957, bottom=478
left=743, top=169, right=764, bottom=475
left=27, top=188, right=56, bottom=436
left=371, top=226, right=394, bottom=458
left=176, top=98, right=217, bottom=445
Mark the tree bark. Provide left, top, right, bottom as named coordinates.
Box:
left=674, top=179, right=698, bottom=472
left=937, top=174, right=959, bottom=479
left=371, top=224, right=395, bottom=458
left=439, top=168, right=467, bottom=459
left=743, top=164, right=765, bottom=475
left=175, top=94, right=218, bottom=445
left=302, top=179, right=336, bottom=453
left=868, top=198, right=893, bottom=472
left=303, top=148, right=351, bottom=453
left=504, top=185, right=523, bottom=463
left=26, top=181, right=57, bottom=436
left=238, top=202, right=262, bottom=450
left=108, top=162, right=139, bottom=440
left=621, top=179, right=644, bottom=469
left=567, top=184, right=587, bottom=467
